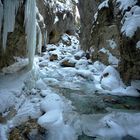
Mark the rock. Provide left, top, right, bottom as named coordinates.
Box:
left=49, top=54, right=58, bottom=61
left=60, top=59, right=76, bottom=67
left=41, top=46, right=46, bottom=52
left=9, top=119, right=46, bottom=140
left=61, top=34, right=72, bottom=46
left=74, top=50, right=85, bottom=60
left=77, top=0, right=98, bottom=51
left=0, top=114, right=6, bottom=124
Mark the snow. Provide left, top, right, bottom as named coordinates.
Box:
left=100, top=66, right=124, bottom=91
left=107, top=39, right=118, bottom=49
left=54, top=16, right=59, bottom=24
left=117, top=0, right=137, bottom=12
left=98, top=0, right=109, bottom=10
left=108, top=53, right=119, bottom=65
left=131, top=80, right=140, bottom=90
left=36, top=78, right=47, bottom=90
left=74, top=50, right=85, bottom=59
left=81, top=112, right=140, bottom=139
left=40, top=93, right=64, bottom=112
left=100, top=66, right=140, bottom=97
left=2, top=0, right=19, bottom=50
left=38, top=110, right=76, bottom=140
left=55, top=0, right=74, bottom=13
left=99, top=48, right=119, bottom=65
left=136, top=41, right=140, bottom=49
left=2, top=58, right=28, bottom=74
left=0, top=124, right=7, bottom=140
left=0, top=89, right=16, bottom=113
left=121, top=5, right=140, bottom=38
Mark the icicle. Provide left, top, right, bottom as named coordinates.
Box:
left=36, top=22, right=42, bottom=54
left=43, top=30, right=47, bottom=47
left=2, top=0, right=19, bottom=50
left=0, top=0, right=3, bottom=34
left=25, top=0, right=36, bottom=68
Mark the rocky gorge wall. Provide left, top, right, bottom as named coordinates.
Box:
left=78, top=0, right=140, bottom=83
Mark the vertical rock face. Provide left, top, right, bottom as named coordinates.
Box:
left=91, top=0, right=120, bottom=66
left=77, top=0, right=98, bottom=51
left=78, top=0, right=140, bottom=83
left=119, top=28, right=140, bottom=83
left=36, top=0, right=76, bottom=44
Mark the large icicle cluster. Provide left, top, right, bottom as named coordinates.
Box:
left=25, top=0, right=37, bottom=68
left=0, top=0, right=38, bottom=68
left=2, top=0, right=19, bottom=50
left=0, top=0, right=3, bottom=34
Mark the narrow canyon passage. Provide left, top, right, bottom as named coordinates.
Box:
left=0, top=0, right=140, bottom=140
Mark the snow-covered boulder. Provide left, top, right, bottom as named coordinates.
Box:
left=100, top=66, right=124, bottom=91
left=38, top=110, right=76, bottom=140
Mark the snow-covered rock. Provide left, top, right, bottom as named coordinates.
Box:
left=36, top=79, right=46, bottom=90
left=38, top=110, right=76, bottom=140
left=100, top=66, right=124, bottom=91
left=40, top=93, right=64, bottom=112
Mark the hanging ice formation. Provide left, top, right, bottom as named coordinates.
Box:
left=1, top=0, right=37, bottom=68
left=2, top=0, right=19, bottom=50
left=0, top=0, right=3, bottom=34
left=36, top=22, right=42, bottom=54
left=24, top=0, right=37, bottom=68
